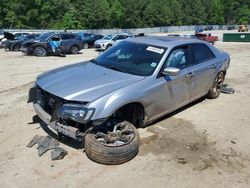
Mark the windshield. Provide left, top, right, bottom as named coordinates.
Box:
left=37, top=32, right=54, bottom=40
left=94, top=41, right=166, bottom=76
left=103, top=35, right=114, bottom=40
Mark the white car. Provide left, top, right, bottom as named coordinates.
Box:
left=94, top=33, right=131, bottom=50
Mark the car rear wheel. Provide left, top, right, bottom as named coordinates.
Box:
left=207, top=71, right=225, bottom=99
left=70, top=45, right=79, bottom=54
left=34, top=46, right=47, bottom=56
left=83, top=43, right=88, bottom=49
left=84, top=121, right=139, bottom=165
left=12, top=44, right=21, bottom=51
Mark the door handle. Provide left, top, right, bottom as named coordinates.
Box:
left=185, top=72, right=194, bottom=78
left=210, top=64, right=217, bottom=68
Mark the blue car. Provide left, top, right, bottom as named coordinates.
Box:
left=21, top=32, right=83, bottom=56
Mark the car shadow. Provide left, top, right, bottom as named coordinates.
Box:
left=30, top=115, right=83, bottom=149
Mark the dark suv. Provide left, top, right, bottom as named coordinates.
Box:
left=79, top=33, right=104, bottom=49
left=21, top=32, right=83, bottom=56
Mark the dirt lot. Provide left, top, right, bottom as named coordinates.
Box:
left=0, top=39, right=250, bottom=188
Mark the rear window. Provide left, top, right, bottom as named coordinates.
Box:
left=191, top=43, right=215, bottom=63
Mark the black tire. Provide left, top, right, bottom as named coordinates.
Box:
left=105, top=44, right=112, bottom=50
left=12, top=44, right=21, bottom=51
left=207, top=71, right=225, bottom=99
left=85, top=121, right=139, bottom=165
left=70, top=45, right=79, bottom=54
left=83, top=43, right=88, bottom=49
left=34, top=46, right=47, bottom=56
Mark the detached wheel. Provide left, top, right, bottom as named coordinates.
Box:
left=85, top=121, right=139, bottom=165
left=34, top=46, right=47, bottom=56
left=70, top=45, right=79, bottom=54
left=83, top=43, right=88, bottom=49
left=207, top=71, right=225, bottom=99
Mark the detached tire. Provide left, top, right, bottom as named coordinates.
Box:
left=85, top=121, right=139, bottom=165
left=207, top=71, right=225, bottom=99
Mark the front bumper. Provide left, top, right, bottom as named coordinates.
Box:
left=94, top=43, right=106, bottom=50
left=33, top=103, right=84, bottom=141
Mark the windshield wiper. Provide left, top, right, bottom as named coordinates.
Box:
left=103, top=65, right=129, bottom=74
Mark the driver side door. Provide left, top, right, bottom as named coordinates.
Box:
left=149, top=45, right=195, bottom=121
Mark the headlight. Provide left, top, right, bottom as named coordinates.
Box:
left=57, top=103, right=95, bottom=124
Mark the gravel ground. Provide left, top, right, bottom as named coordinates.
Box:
left=0, top=36, right=250, bottom=188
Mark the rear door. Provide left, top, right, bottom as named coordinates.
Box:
left=60, top=34, right=75, bottom=52
left=189, top=43, right=218, bottom=101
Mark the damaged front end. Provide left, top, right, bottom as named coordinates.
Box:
left=28, top=84, right=97, bottom=142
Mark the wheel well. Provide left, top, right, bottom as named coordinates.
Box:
left=112, top=102, right=145, bottom=128
left=72, top=44, right=79, bottom=48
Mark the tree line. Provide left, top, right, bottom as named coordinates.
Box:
left=0, top=0, right=249, bottom=29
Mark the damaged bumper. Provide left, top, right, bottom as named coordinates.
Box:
left=28, top=85, right=86, bottom=141
left=33, top=103, right=84, bottom=141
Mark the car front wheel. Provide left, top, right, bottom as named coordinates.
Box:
left=105, top=44, right=112, bottom=50
left=12, top=44, right=21, bottom=51
left=84, top=121, right=139, bottom=165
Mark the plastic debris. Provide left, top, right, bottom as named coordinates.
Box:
left=37, top=136, right=60, bottom=156
left=51, top=147, right=68, bottom=160
left=221, top=84, right=235, bottom=94
left=26, top=135, right=42, bottom=148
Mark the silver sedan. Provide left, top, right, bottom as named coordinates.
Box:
left=28, top=36, right=230, bottom=141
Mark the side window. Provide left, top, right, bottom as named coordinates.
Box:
left=164, top=46, right=190, bottom=69
left=61, top=34, right=74, bottom=40
left=50, top=35, right=60, bottom=41
left=191, top=43, right=215, bottom=63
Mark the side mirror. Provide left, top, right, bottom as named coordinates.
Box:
left=162, top=67, right=180, bottom=76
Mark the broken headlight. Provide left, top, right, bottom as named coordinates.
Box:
left=57, top=103, right=95, bottom=124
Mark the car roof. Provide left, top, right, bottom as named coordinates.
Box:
left=126, top=36, right=206, bottom=48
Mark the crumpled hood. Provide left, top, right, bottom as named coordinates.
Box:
left=37, top=62, right=144, bottom=102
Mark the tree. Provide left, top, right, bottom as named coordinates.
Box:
left=143, top=0, right=173, bottom=27
left=181, top=0, right=206, bottom=25
left=204, top=0, right=224, bottom=24
left=169, top=0, right=183, bottom=26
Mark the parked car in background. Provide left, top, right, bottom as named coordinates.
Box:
left=204, top=26, right=213, bottom=31
left=227, top=26, right=235, bottom=30
left=195, top=28, right=204, bottom=33
left=81, top=34, right=104, bottom=49
left=238, top=25, right=248, bottom=32
left=0, top=29, right=4, bottom=40
left=28, top=37, right=230, bottom=164
left=4, top=34, right=40, bottom=51
left=94, top=33, right=131, bottom=50
left=21, top=32, right=83, bottom=56
left=195, top=33, right=218, bottom=44
left=0, top=31, right=31, bottom=48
